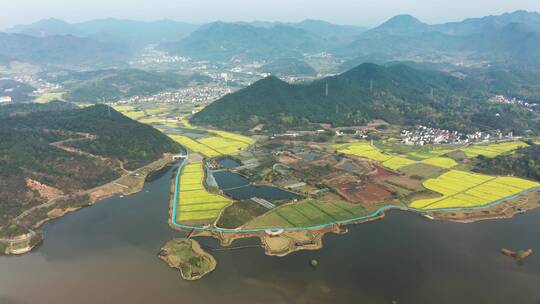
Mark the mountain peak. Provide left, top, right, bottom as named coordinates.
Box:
left=368, top=14, right=429, bottom=35
left=380, top=14, right=424, bottom=28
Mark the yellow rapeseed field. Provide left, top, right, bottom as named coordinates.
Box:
left=177, top=162, right=231, bottom=222
left=381, top=157, right=416, bottom=170
left=461, top=141, right=528, bottom=158
left=420, top=157, right=458, bottom=169
left=410, top=170, right=540, bottom=210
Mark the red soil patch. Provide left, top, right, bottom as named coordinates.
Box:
left=327, top=175, right=392, bottom=204
left=371, top=165, right=398, bottom=178
left=336, top=180, right=391, bottom=204
left=278, top=155, right=299, bottom=165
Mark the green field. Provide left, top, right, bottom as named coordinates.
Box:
left=35, top=92, right=65, bottom=103
left=244, top=199, right=370, bottom=229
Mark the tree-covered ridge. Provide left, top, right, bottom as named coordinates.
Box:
left=191, top=63, right=539, bottom=133
left=0, top=103, right=181, bottom=236
left=2, top=104, right=181, bottom=169
left=474, top=144, right=540, bottom=181
left=162, top=22, right=327, bottom=61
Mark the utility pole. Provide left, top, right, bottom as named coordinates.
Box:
left=370, top=80, right=373, bottom=93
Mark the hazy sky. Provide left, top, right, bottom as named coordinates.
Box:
left=1, top=0, right=540, bottom=29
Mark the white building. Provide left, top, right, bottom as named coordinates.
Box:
left=0, top=96, right=12, bottom=104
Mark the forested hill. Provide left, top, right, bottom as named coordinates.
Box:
left=1, top=103, right=180, bottom=170
left=191, top=63, right=539, bottom=133
left=0, top=103, right=180, bottom=237
left=474, top=144, right=540, bottom=181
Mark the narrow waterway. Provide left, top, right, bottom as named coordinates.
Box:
left=1, top=167, right=539, bottom=304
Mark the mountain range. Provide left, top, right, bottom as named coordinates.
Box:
left=163, top=10, right=540, bottom=66
left=0, top=32, right=128, bottom=66
left=6, top=18, right=199, bottom=49
left=3, top=10, right=540, bottom=68
left=339, top=10, right=540, bottom=68
left=163, top=22, right=334, bottom=60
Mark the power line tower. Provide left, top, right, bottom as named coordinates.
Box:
left=325, top=81, right=329, bottom=97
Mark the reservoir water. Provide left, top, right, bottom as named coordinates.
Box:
left=1, top=167, right=539, bottom=304
left=212, top=170, right=302, bottom=201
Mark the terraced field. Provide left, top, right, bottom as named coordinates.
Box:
left=461, top=141, right=529, bottom=158
left=177, top=162, right=231, bottom=223
left=197, top=136, right=250, bottom=155
left=169, top=135, right=221, bottom=157
left=120, top=110, right=146, bottom=120
left=168, top=134, right=251, bottom=157
left=209, top=130, right=256, bottom=145
left=113, top=104, right=254, bottom=158
left=410, top=170, right=540, bottom=210
left=335, top=142, right=457, bottom=170
left=35, top=92, right=65, bottom=103
left=406, top=149, right=454, bottom=160
left=334, top=142, right=391, bottom=162
left=113, top=105, right=135, bottom=112
left=420, top=157, right=458, bottom=169
left=381, top=157, right=416, bottom=170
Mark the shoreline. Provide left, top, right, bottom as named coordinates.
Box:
left=1, top=154, right=175, bottom=256
left=168, top=157, right=540, bottom=258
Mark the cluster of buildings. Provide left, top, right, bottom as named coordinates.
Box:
left=121, top=85, right=232, bottom=104
left=130, top=45, right=190, bottom=66
left=401, top=125, right=516, bottom=146
left=335, top=128, right=368, bottom=138
left=489, top=95, right=538, bottom=109
left=11, top=75, right=62, bottom=94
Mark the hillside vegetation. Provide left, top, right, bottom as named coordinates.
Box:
left=474, top=144, right=540, bottom=181
left=44, top=69, right=210, bottom=103
left=162, top=22, right=328, bottom=61
left=0, top=102, right=180, bottom=237
left=192, top=63, right=539, bottom=133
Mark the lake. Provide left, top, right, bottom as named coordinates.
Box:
left=1, top=167, right=539, bottom=304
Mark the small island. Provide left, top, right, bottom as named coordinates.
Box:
left=158, top=238, right=217, bottom=281
left=500, top=248, right=533, bottom=262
